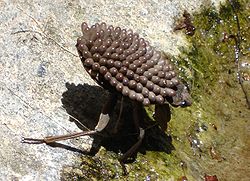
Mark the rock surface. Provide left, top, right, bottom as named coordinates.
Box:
left=0, top=0, right=224, bottom=180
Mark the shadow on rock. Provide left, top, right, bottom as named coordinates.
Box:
left=61, top=82, right=175, bottom=159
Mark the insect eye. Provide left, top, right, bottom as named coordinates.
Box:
left=181, top=100, right=187, bottom=107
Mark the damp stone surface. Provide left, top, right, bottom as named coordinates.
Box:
left=0, top=0, right=227, bottom=180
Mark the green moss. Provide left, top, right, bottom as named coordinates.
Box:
left=170, top=0, right=250, bottom=180
left=61, top=1, right=250, bottom=180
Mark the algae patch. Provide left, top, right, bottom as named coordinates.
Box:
left=171, top=0, right=250, bottom=180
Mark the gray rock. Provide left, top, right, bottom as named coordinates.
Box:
left=0, top=0, right=224, bottom=180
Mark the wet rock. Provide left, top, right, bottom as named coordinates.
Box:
left=0, top=0, right=226, bottom=180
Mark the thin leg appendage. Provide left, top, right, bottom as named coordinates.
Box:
left=22, top=93, right=117, bottom=145
left=22, top=130, right=97, bottom=144
left=119, top=102, right=145, bottom=174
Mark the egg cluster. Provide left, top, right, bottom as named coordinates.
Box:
left=76, top=22, right=181, bottom=106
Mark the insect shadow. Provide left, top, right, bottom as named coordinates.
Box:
left=59, top=82, right=175, bottom=162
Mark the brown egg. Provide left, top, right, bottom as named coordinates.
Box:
left=111, top=53, right=119, bottom=60
left=92, top=62, right=100, bottom=71
left=84, top=58, right=94, bottom=67
left=133, top=74, right=140, bottom=82
left=159, top=79, right=167, bottom=87
left=92, top=53, right=101, bottom=61
left=160, top=88, right=176, bottom=97
left=119, top=54, right=127, bottom=60
left=128, top=64, right=137, bottom=71
left=116, top=83, right=123, bottom=92
left=103, top=52, right=111, bottom=58
left=107, top=59, right=114, bottom=68
left=153, top=85, right=161, bottom=94
left=166, top=80, right=174, bottom=88
left=141, top=63, right=149, bottom=71
left=146, top=81, right=154, bottom=90
left=114, top=61, right=122, bottom=69
left=119, top=66, right=127, bottom=74
left=109, top=67, right=118, bottom=76
left=77, top=43, right=88, bottom=52
left=155, top=65, right=163, bottom=71
left=122, top=60, right=130, bottom=67
left=171, top=78, right=179, bottom=85
left=163, top=65, right=170, bottom=72
left=82, top=51, right=92, bottom=58
left=136, top=93, right=144, bottom=102
left=104, top=72, right=112, bottom=81
left=139, top=76, right=148, bottom=85
left=93, top=38, right=103, bottom=47
left=90, top=46, right=99, bottom=54
left=98, top=45, right=107, bottom=54
left=135, top=83, right=143, bottom=93
left=148, top=91, right=156, bottom=102
left=116, top=47, right=124, bottom=54
left=100, top=66, right=108, bottom=75
left=157, top=71, right=165, bottom=78
left=155, top=95, right=164, bottom=104
left=122, top=77, right=129, bottom=86
left=143, top=71, right=153, bottom=79
left=151, top=76, right=160, bottom=84
left=143, top=98, right=150, bottom=106
left=103, top=38, right=112, bottom=47
left=136, top=68, right=144, bottom=75
left=142, top=87, right=149, bottom=97
left=148, top=68, right=158, bottom=75
left=126, top=70, right=134, bottom=79
left=122, top=86, right=130, bottom=96
left=129, top=90, right=137, bottom=100
left=115, top=73, right=124, bottom=81
left=128, top=80, right=137, bottom=89
left=99, top=58, right=107, bottom=65
left=110, top=78, right=118, bottom=87
left=146, top=60, right=155, bottom=67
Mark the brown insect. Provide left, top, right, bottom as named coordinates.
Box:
left=174, top=10, right=196, bottom=36
left=23, top=22, right=191, bottom=173
left=204, top=174, right=219, bottom=181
